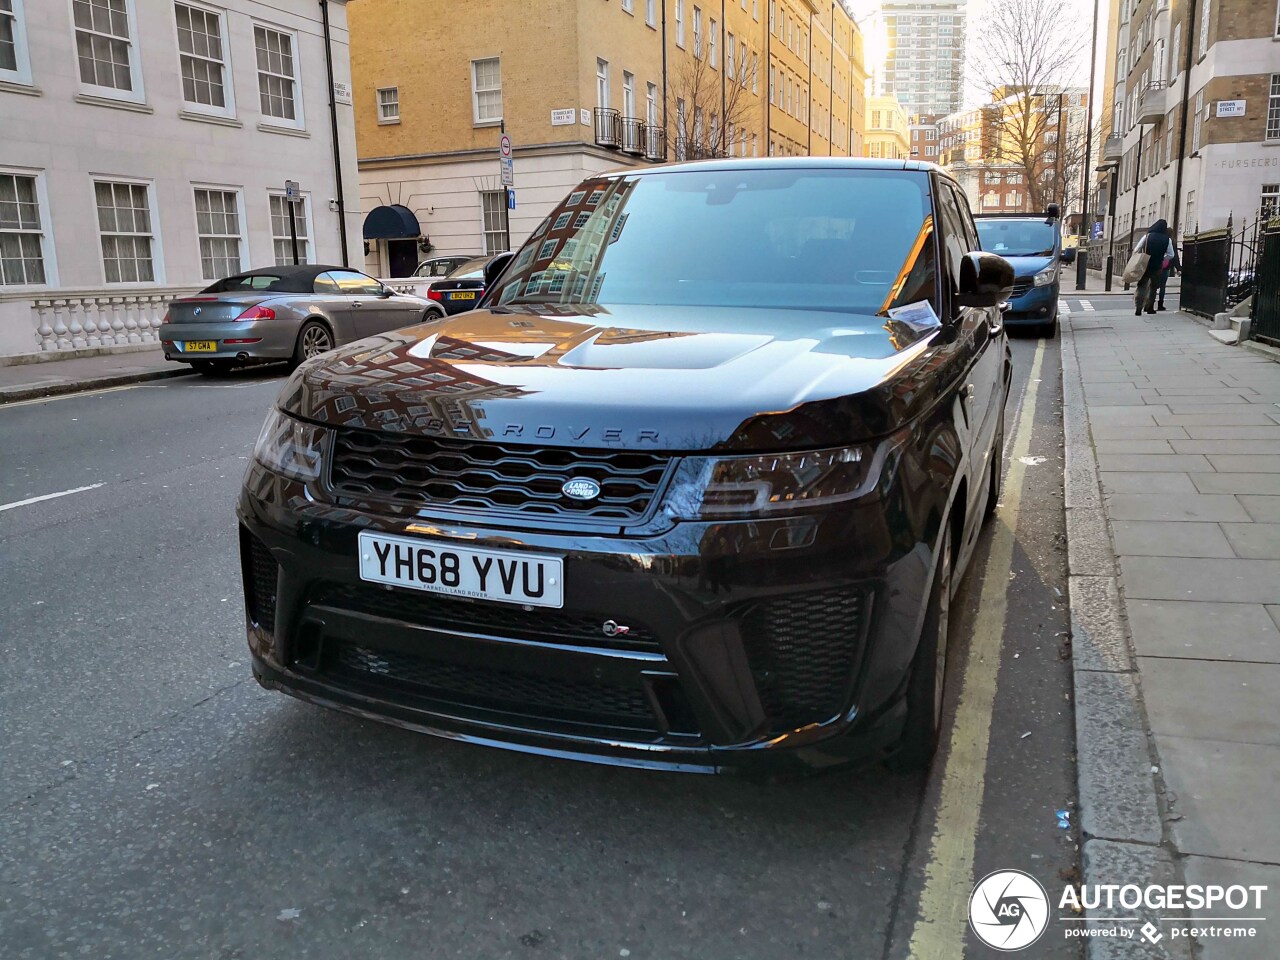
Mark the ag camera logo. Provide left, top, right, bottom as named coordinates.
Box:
left=969, top=870, right=1050, bottom=951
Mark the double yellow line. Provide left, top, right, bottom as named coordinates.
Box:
left=906, top=340, right=1047, bottom=958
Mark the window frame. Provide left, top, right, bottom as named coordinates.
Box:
left=268, top=190, right=312, bottom=265
left=253, top=22, right=305, bottom=130
left=646, top=0, right=656, bottom=27
left=72, top=0, right=146, bottom=103
left=471, top=56, right=502, bottom=126
left=172, top=0, right=235, bottom=119
left=92, top=176, right=165, bottom=285
left=0, top=0, right=33, bottom=86
left=0, top=166, right=57, bottom=288
left=376, top=85, right=400, bottom=124
left=675, top=0, right=684, bottom=48
left=191, top=184, right=247, bottom=281
left=1268, top=74, right=1280, bottom=143
left=479, top=189, right=506, bottom=255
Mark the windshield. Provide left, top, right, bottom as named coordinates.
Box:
left=448, top=257, right=490, bottom=280
left=976, top=219, right=1057, bottom=257
left=487, top=168, right=937, bottom=317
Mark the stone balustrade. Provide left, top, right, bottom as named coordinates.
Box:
left=19, top=288, right=201, bottom=353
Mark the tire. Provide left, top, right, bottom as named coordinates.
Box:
left=984, top=412, right=1005, bottom=522
left=422, top=307, right=446, bottom=323
left=887, top=519, right=953, bottom=773
left=292, top=321, right=334, bottom=367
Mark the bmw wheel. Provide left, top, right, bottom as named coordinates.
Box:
left=292, top=321, right=334, bottom=367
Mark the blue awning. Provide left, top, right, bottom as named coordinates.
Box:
left=363, top=204, right=420, bottom=240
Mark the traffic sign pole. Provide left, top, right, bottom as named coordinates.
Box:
left=500, top=122, right=512, bottom=253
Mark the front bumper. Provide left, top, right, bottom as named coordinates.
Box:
left=237, top=463, right=933, bottom=774
left=1003, top=281, right=1058, bottom=325
left=161, top=319, right=298, bottom=362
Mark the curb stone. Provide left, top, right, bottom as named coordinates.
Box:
left=0, top=367, right=192, bottom=405
left=1060, top=312, right=1188, bottom=958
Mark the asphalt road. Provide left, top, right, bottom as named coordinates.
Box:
left=0, top=334, right=1077, bottom=960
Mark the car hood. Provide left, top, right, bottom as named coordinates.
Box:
left=1002, top=255, right=1054, bottom=277
left=277, top=303, right=952, bottom=451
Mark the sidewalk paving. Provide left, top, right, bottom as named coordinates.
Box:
left=1062, top=303, right=1280, bottom=959
left=0, top=347, right=190, bottom=403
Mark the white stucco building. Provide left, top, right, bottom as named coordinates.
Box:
left=0, top=0, right=360, bottom=358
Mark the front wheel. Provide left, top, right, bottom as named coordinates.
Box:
left=887, top=520, right=953, bottom=772
left=984, top=412, right=1005, bottom=522
left=292, top=321, right=334, bottom=367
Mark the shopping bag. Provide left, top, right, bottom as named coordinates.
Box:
left=1122, top=248, right=1150, bottom=284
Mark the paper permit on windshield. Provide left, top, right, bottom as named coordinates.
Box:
left=886, top=300, right=941, bottom=332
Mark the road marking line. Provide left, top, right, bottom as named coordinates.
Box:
left=0, top=483, right=104, bottom=513
left=0, top=383, right=147, bottom=409
left=906, top=339, right=1047, bottom=960
left=1058, top=299, right=1071, bottom=316
left=1082, top=299, right=1096, bottom=311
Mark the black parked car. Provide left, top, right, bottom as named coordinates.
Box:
left=239, top=158, right=1014, bottom=773
left=422, top=255, right=499, bottom=319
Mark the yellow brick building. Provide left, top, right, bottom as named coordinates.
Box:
left=350, top=0, right=868, bottom=274
left=864, top=94, right=909, bottom=160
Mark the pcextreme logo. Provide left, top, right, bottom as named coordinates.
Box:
left=969, top=870, right=1269, bottom=950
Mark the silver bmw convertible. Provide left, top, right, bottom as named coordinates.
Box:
left=160, top=265, right=431, bottom=374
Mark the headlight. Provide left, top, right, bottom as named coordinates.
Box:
left=253, top=407, right=327, bottom=482
left=661, top=443, right=888, bottom=519
left=1033, top=267, right=1056, bottom=287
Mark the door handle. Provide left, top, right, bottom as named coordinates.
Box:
left=351, top=300, right=363, bottom=307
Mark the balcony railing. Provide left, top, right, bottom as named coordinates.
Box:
left=642, top=125, right=667, bottom=162
left=593, top=107, right=621, bottom=148
left=620, top=117, right=644, bottom=154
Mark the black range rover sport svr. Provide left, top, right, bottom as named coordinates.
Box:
left=238, top=158, right=1014, bottom=773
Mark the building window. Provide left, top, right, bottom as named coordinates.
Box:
left=646, top=81, right=657, bottom=125
left=622, top=70, right=635, bottom=117
left=693, top=6, right=702, bottom=57
left=573, top=211, right=592, bottom=228
left=0, top=171, right=47, bottom=285
left=270, top=193, right=309, bottom=264
left=194, top=188, right=243, bottom=280
left=1, top=0, right=32, bottom=84
left=1268, top=74, right=1280, bottom=142
left=621, top=0, right=632, bottom=12
left=1261, top=183, right=1279, bottom=219
left=752, top=53, right=758, bottom=93
left=596, top=58, right=609, bottom=108
left=1006, top=191, right=1020, bottom=206
left=254, top=25, right=301, bottom=126
left=175, top=3, right=230, bottom=113
left=472, top=57, right=501, bottom=124
left=646, top=0, right=656, bottom=27
left=675, top=0, right=684, bottom=47
left=709, top=18, right=717, bottom=68
left=1198, top=0, right=1211, bottom=57
left=1193, top=90, right=1204, bottom=151
left=480, top=190, right=505, bottom=254
left=94, top=180, right=155, bottom=283
left=377, top=86, right=399, bottom=122
left=726, top=31, right=734, bottom=78
left=74, top=0, right=141, bottom=98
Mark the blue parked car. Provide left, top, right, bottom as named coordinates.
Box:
left=975, top=207, right=1075, bottom=338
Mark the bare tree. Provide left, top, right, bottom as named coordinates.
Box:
left=668, top=48, right=754, bottom=160
left=970, top=0, right=1087, bottom=212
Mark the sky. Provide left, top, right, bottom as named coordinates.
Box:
left=845, top=0, right=1104, bottom=110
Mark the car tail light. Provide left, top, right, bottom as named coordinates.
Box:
left=427, top=288, right=443, bottom=301
left=235, top=305, right=276, bottom=321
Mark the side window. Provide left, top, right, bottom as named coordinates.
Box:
left=934, top=181, right=969, bottom=292
left=327, top=270, right=382, bottom=295
left=313, top=272, right=340, bottom=294
left=948, top=185, right=981, bottom=250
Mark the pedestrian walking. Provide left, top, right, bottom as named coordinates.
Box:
left=1157, top=240, right=1180, bottom=311
left=1127, top=220, right=1175, bottom=315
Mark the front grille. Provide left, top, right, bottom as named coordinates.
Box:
left=329, top=428, right=670, bottom=524
left=244, top=532, right=279, bottom=631
left=740, top=586, right=868, bottom=731
left=331, top=642, right=659, bottom=732
left=1010, top=277, right=1034, bottom=298
left=310, top=581, right=659, bottom=652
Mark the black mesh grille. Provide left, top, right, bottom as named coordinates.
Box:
left=331, top=642, right=659, bottom=732
left=310, top=581, right=659, bottom=652
left=1010, top=277, right=1034, bottom=298
left=245, top=534, right=279, bottom=631
left=740, top=587, right=868, bottom=731
left=328, top=429, right=670, bottom=523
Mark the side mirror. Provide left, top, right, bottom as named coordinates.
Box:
left=1060, top=248, right=1077, bottom=265
left=956, top=252, right=1015, bottom=309
left=377, top=284, right=395, bottom=298
left=483, top=252, right=515, bottom=290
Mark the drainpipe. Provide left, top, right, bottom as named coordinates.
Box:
left=661, top=0, right=668, bottom=143
left=1170, top=0, right=1199, bottom=244
left=806, top=9, right=813, bottom=155
left=320, top=0, right=349, bottom=267
left=765, top=3, right=771, bottom=153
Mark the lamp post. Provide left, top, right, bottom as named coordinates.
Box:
left=1097, top=160, right=1120, bottom=291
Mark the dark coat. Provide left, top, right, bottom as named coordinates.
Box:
left=1142, top=220, right=1171, bottom=279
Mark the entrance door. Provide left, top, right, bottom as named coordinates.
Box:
left=386, top=239, right=418, bottom=278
